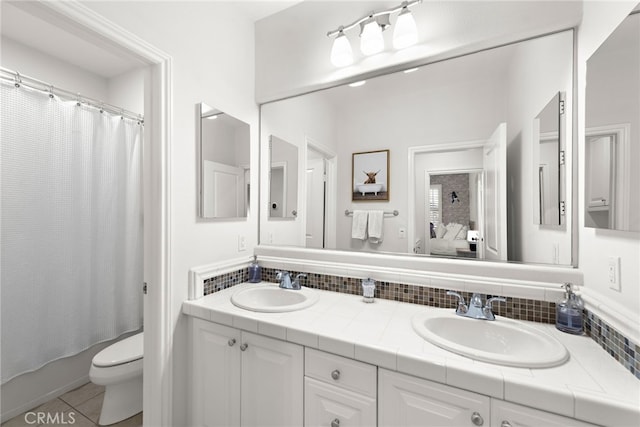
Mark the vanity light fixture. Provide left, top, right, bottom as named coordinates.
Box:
left=330, top=29, right=354, bottom=67
left=327, top=0, right=422, bottom=67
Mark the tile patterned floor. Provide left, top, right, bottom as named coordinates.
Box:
left=2, top=382, right=142, bottom=427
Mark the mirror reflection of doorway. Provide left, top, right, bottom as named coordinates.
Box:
left=305, top=143, right=337, bottom=249
left=427, top=172, right=482, bottom=259
left=306, top=156, right=326, bottom=248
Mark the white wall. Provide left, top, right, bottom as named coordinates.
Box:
left=577, top=1, right=640, bottom=336
left=107, top=67, right=145, bottom=115
left=83, top=2, right=259, bottom=424
left=255, top=0, right=582, bottom=102
left=1, top=36, right=108, bottom=100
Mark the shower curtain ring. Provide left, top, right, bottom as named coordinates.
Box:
left=76, top=93, right=82, bottom=107
left=99, top=102, right=104, bottom=114
left=14, top=72, right=22, bottom=88
left=121, top=109, right=125, bottom=120
left=48, top=85, right=54, bottom=99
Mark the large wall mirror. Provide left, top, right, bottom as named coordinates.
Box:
left=585, top=11, right=640, bottom=232
left=260, top=30, right=574, bottom=265
left=198, top=103, right=250, bottom=219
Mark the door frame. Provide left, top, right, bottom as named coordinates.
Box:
left=31, top=2, right=174, bottom=426
left=304, top=136, right=337, bottom=249
left=408, top=140, right=485, bottom=255
left=585, top=124, right=631, bottom=230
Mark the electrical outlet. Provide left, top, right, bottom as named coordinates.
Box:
left=398, top=227, right=406, bottom=239
left=238, top=235, right=247, bottom=252
left=608, top=256, right=621, bottom=291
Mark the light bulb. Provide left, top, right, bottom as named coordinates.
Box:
left=330, top=31, right=353, bottom=67
left=393, top=7, right=418, bottom=49
left=360, top=19, right=384, bottom=56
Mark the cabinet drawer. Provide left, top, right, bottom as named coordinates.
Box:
left=305, top=348, right=376, bottom=397
left=305, top=377, right=376, bottom=427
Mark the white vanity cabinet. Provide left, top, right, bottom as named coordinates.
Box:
left=379, top=368, right=490, bottom=427
left=304, top=348, right=377, bottom=427
left=190, top=318, right=303, bottom=427
left=491, top=400, right=598, bottom=427
left=379, top=369, right=599, bottom=427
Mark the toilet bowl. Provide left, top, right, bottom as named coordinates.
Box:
left=89, top=332, right=143, bottom=426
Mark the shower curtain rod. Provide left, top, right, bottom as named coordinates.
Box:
left=0, top=67, right=143, bottom=124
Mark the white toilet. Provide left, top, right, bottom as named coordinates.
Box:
left=89, top=332, right=143, bottom=426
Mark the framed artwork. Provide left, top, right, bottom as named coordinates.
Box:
left=352, top=149, right=390, bottom=201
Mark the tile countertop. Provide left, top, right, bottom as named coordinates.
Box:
left=182, top=282, right=640, bottom=426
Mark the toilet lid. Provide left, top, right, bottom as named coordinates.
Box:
left=93, top=332, right=143, bottom=367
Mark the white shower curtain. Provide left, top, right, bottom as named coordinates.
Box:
left=1, top=80, right=143, bottom=384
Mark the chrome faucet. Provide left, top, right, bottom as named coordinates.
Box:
left=276, top=271, right=307, bottom=290
left=446, top=291, right=506, bottom=321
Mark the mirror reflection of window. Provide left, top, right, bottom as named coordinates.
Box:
left=585, top=12, right=639, bottom=232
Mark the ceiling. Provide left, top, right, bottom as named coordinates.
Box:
left=0, top=0, right=302, bottom=80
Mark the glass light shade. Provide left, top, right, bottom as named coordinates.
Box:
left=393, top=8, right=418, bottom=49
left=330, top=32, right=353, bottom=67
left=360, top=20, right=384, bottom=56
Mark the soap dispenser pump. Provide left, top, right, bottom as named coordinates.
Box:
left=555, top=283, right=583, bottom=334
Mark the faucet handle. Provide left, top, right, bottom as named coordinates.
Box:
left=292, top=273, right=307, bottom=290
left=446, top=291, right=467, bottom=313
left=446, top=290, right=466, bottom=304
left=485, top=296, right=506, bottom=310
left=276, top=270, right=289, bottom=279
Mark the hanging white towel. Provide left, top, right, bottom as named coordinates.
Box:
left=368, top=210, right=384, bottom=243
left=351, top=210, right=368, bottom=240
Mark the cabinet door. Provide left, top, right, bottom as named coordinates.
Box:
left=240, top=331, right=304, bottom=427
left=378, top=369, right=490, bottom=427
left=305, top=377, right=376, bottom=427
left=492, top=400, right=598, bottom=427
left=190, top=318, right=241, bottom=427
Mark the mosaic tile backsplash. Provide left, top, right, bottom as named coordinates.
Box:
left=202, top=265, right=638, bottom=379
left=585, top=310, right=640, bottom=379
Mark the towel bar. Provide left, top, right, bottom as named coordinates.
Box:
left=345, top=209, right=398, bottom=217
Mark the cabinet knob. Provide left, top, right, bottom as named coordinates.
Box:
left=501, top=422, right=512, bottom=427
left=240, top=343, right=248, bottom=351
left=331, top=369, right=341, bottom=380
left=228, top=338, right=236, bottom=347
left=330, top=418, right=340, bottom=427
left=471, top=412, right=484, bottom=426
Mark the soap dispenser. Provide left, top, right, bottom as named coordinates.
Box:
left=555, top=283, right=583, bottom=334
left=248, top=256, right=261, bottom=283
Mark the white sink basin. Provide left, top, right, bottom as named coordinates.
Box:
left=231, top=283, right=319, bottom=313
left=412, top=309, right=569, bottom=368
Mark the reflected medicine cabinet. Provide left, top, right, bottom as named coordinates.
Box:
left=197, top=102, right=250, bottom=219
left=534, top=92, right=566, bottom=226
